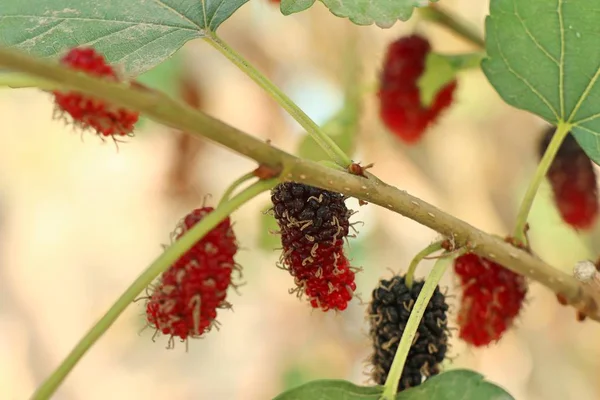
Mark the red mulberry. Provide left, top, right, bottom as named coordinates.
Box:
left=539, top=127, right=598, bottom=230
left=454, top=252, right=527, bottom=346
left=271, top=182, right=357, bottom=311
left=53, top=47, right=139, bottom=138
left=378, top=34, right=457, bottom=144
left=145, top=207, right=238, bottom=342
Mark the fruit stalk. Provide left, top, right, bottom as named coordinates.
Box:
left=31, top=178, right=277, bottom=400
left=405, top=240, right=444, bottom=289
left=0, top=47, right=595, bottom=321
left=204, top=34, right=352, bottom=168
left=417, top=5, right=485, bottom=49
left=381, top=258, right=449, bottom=400
left=218, top=171, right=257, bottom=206
left=513, top=122, right=572, bottom=244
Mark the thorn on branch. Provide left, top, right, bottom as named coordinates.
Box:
left=253, top=164, right=282, bottom=180
left=348, top=162, right=374, bottom=178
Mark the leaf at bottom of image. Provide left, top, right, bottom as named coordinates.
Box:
left=272, top=369, right=514, bottom=400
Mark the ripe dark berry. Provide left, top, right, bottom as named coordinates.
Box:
left=53, top=47, right=140, bottom=138
left=271, top=182, right=357, bottom=311
left=454, top=252, right=527, bottom=347
left=539, top=127, right=598, bottom=230
left=368, top=275, right=449, bottom=391
left=145, top=207, right=238, bottom=342
left=378, top=34, right=457, bottom=144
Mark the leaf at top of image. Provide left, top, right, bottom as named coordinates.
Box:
left=482, top=0, right=600, bottom=165
left=0, top=0, right=249, bottom=76
left=281, top=0, right=437, bottom=28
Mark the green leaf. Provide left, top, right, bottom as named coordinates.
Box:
left=273, top=380, right=383, bottom=400
left=317, top=0, right=437, bottom=28
left=272, top=370, right=513, bottom=400
left=482, top=0, right=600, bottom=165
left=281, top=0, right=316, bottom=15
left=0, top=0, right=248, bottom=75
left=417, top=52, right=483, bottom=107
left=396, top=370, right=514, bottom=400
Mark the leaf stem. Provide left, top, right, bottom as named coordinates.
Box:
left=381, top=258, right=449, bottom=400
left=31, top=178, right=277, bottom=400
left=417, top=4, right=485, bottom=49
left=513, top=122, right=571, bottom=244
left=204, top=34, right=352, bottom=168
left=217, top=172, right=257, bottom=206
left=405, top=241, right=444, bottom=289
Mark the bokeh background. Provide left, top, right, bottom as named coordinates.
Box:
left=2, top=1, right=600, bottom=399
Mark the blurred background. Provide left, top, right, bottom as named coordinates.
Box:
left=1, top=0, right=600, bottom=399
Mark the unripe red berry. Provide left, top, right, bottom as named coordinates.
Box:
left=53, top=47, right=140, bottom=138
left=378, top=35, right=457, bottom=144
left=454, top=252, right=527, bottom=346
left=539, top=127, right=599, bottom=230
left=145, top=207, right=238, bottom=342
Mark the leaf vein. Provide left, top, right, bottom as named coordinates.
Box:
left=208, top=1, right=228, bottom=31
left=558, top=0, right=565, bottom=117
left=8, top=19, right=67, bottom=47
left=495, top=32, right=560, bottom=121
left=0, top=15, right=197, bottom=32
left=79, top=25, right=160, bottom=49
left=573, top=112, right=600, bottom=125
left=567, top=66, right=600, bottom=123
left=111, top=29, right=179, bottom=65
left=151, top=0, right=200, bottom=29
left=512, top=1, right=559, bottom=65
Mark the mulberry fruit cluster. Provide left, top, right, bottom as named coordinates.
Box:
left=453, top=251, right=527, bottom=347
left=539, top=127, right=599, bottom=230
left=378, top=34, right=457, bottom=144
left=145, top=207, right=238, bottom=342
left=271, top=182, right=357, bottom=311
left=368, top=275, right=449, bottom=391
left=53, top=47, right=139, bottom=137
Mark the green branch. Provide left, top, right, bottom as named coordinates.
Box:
left=405, top=241, right=444, bottom=289
left=31, top=178, right=277, bottom=400
left=381, top=258, right=449, bottom=400
left=0, top=72, right=58, bottom=90
left=218, top=172, right=257, bottom=206
left=0, top=47, right=593, bottom=322
left=417, top=4, right=485, bottom=49
left=513, top=122, right=571, bottom=244
left=204, top=34, right=353, bottom=168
